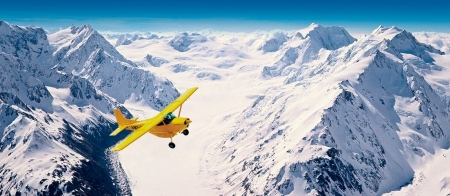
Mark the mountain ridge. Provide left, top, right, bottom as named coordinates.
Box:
left=1, top=20, right=450, bottom=195
left=199, top=26, right=449, bottom=195
left=0, top=20, right=179, bottom=195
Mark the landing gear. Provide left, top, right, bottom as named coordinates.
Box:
left=182, top=129, right=189, bottom=136
left=169, top=142, right=176, bottom=149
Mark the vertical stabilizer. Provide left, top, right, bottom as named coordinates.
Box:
left=110, top=109, right=136, bottom=136
left=114, top=109, right=135, bottom=126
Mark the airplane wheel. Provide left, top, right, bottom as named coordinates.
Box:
left=182, top=129, right=189, bottom=136
left=169, top=142, right=176, bottom=149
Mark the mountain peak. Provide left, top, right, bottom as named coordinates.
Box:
left=388, top=29, right=444, bottom=62
left=257, top=31, right=289, bottom=53
left=365, top=25, right=445, bottom=62
left=390, top=26, right=402, bottom=31
left=308, top=22, right=323, bottom=29
left=371, top=25, right=403, bottom=38
left=0, top=20, right=10, bottom=27
left=169, top=32, right=207, bottom=52
left=69, top=24, right=95, bottom=34
left=297, top=23, right=324, bottom=36
left=69, top=24, right=77, bottom=32
left=373, top=25, right=386, bottom=33
left=0, top=20, right=14, bottom=34
left=303, top=24, right=356, bottom=50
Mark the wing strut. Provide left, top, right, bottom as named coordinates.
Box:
left=178, top=104, right=183, bottom=117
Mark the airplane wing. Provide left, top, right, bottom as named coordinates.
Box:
left=111, top=118, right=160, bottom=152
left=157, top=87, right=198, bottom=118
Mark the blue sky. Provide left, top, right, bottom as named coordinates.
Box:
left=1, top=0, right=449, bottom=34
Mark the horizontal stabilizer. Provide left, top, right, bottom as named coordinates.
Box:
left=110, top=125, right=127, bottom=136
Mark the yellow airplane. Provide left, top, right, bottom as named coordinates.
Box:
left=109, top=87, right=198, bottom=151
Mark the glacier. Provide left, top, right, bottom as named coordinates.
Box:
left=110, top=24, right=450, bottom=195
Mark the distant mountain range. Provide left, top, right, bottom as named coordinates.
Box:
left=1, top=20, right=450, bottom=195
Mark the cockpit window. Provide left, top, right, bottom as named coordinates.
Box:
left=163, top=112, right=176, bottom=124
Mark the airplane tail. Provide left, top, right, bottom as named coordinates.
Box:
left=110, top=109, right=136, bottom=136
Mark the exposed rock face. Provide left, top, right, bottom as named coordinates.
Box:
left=206, top=25, right=448, bottom=196
left=0, top=21, right=178, bottom=195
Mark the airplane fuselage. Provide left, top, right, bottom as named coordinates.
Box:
left=125, top=117, right=191, bottom=138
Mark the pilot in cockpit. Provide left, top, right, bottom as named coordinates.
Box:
left=163, top=112, right=176, bottom=124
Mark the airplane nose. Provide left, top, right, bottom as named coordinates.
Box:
left=185, top=118, right=192, bottom=124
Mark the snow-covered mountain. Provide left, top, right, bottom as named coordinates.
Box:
left=261, top=23, right=357, bottom=78
left=203, top=26, right=450, bottom=196
left=0, top=21, right=178, bottom=195
left=48, top=25, right=179, bottom=110
left=140, top=54, right=169, bottom=67
left=102, top=32, right=161, bottom=47
left=2, top=19, right=450, bottom=196
left=257, top=31, right=289, bottom=53
left=107, top=24, right=450, bottom=196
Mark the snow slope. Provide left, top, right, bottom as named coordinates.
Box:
left=111, top=25, right=450, bottom=195
left=0, top=21, right=178, bottom=195
left=384, top=32, right=450, bottom=196
left=112, top=29, right=278, bottom=196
